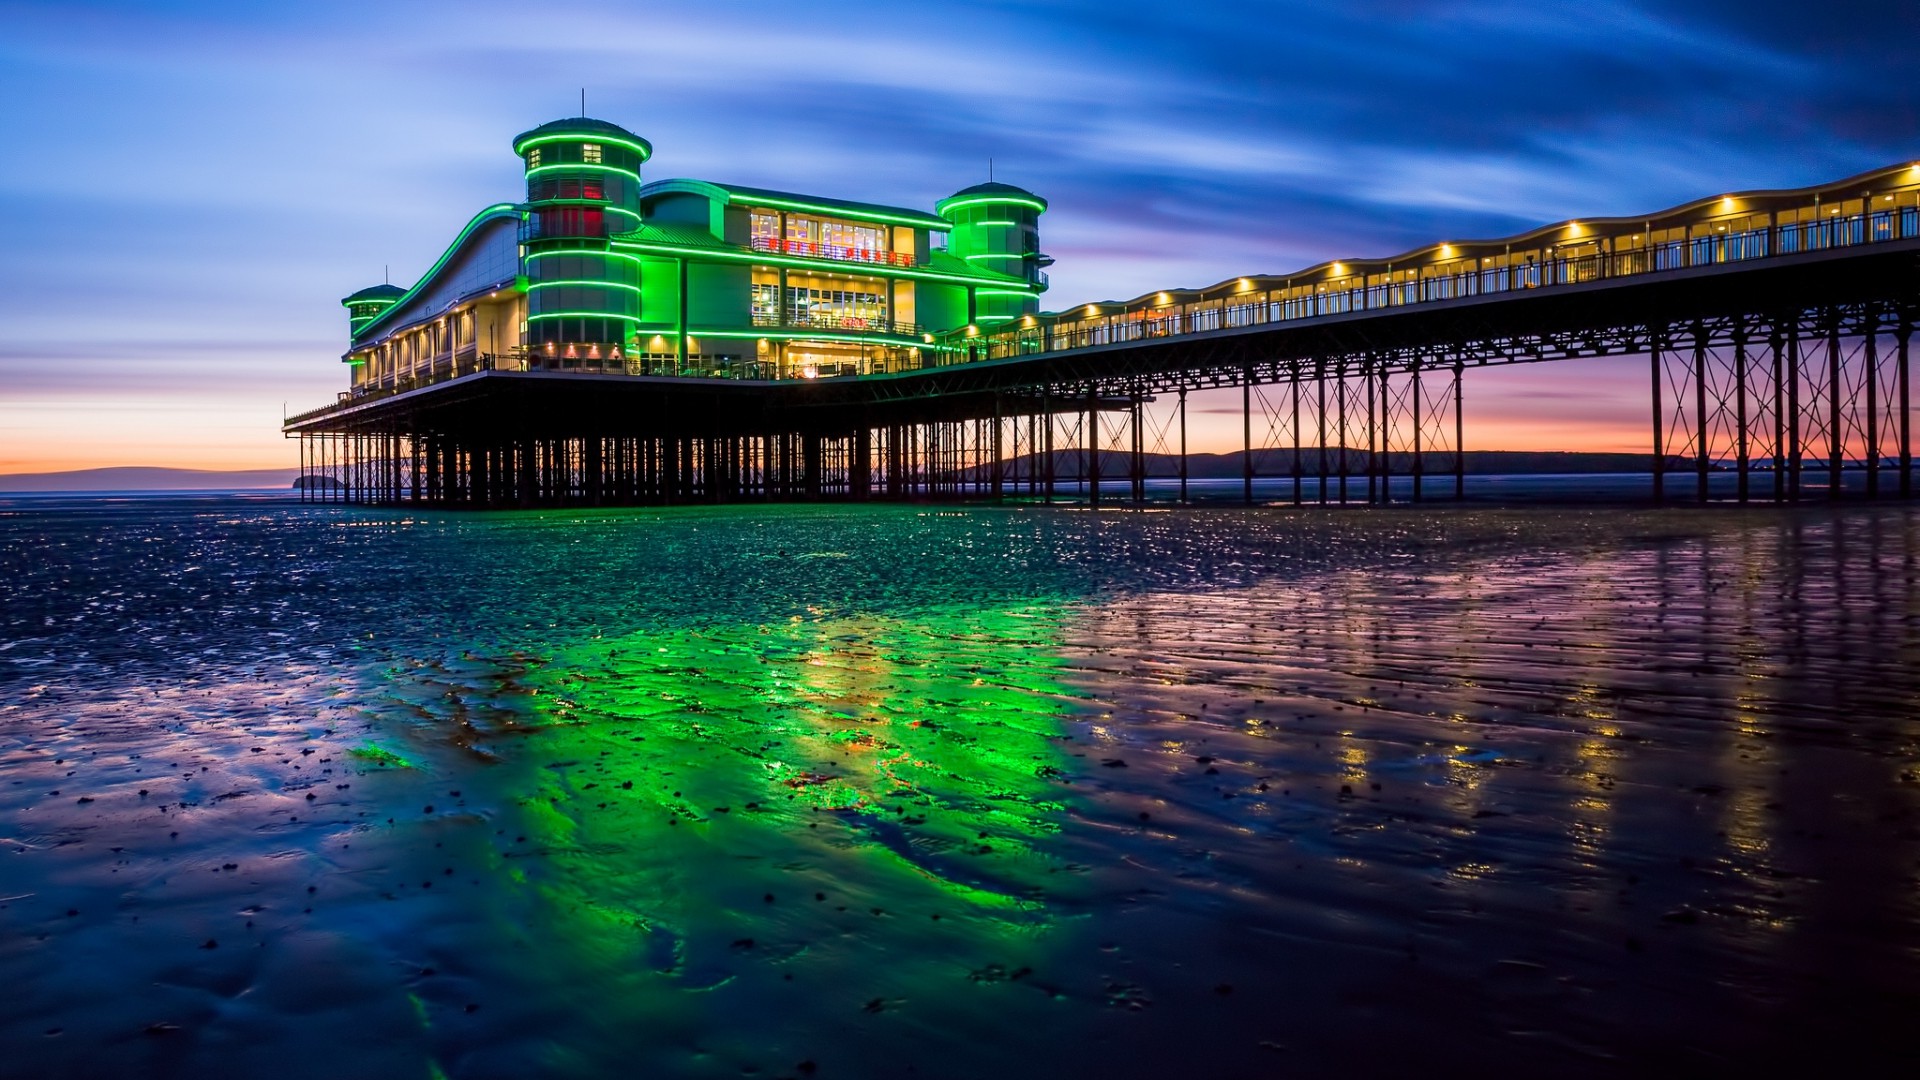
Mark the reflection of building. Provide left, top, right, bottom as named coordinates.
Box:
left=339, top=117, right=1049, bottom=391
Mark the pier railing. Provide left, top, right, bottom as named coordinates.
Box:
left=749, top=236, right=915, bottom=267
left=950, top=204, right=1920, bottom=359
left=749, top=312, right=924, bottom=338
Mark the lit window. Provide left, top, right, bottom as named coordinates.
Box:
left=527, top=148, right=542, bottom=168
left=582, top=143, right=603, bottom=164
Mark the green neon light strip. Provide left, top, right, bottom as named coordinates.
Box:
left=527, top=249, right=647, bottom=265
left=611, top=239, right=1033, bottom=290
left=341, top=298, right=397, bottom=310
left=527, top=163, right=641, bottom=182
left=514, top=133, right=653, bottom=160
left=528, top=279, right=643, bottom=293
left=693, top=329, right=926, bottom=347
left=526, top=312, right=644, bottom=323
left=734, top=194, right=950, bottom=231
left=964, top=252, right=1023, bottom=261
left=941, top=195, right=1047, bottom=214
left=977, top=219, right=1019, bottom=227
left=975, top=288, right=1036, bottom=298
left=530, top=200, right=643, bottom=223
left=352, top=203, right=519, bottom=343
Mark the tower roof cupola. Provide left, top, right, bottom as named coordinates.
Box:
left=511, top=117, right=652, bottom=162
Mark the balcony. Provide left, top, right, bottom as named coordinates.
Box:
left=750, top=236, right=914, bottom=268
left=750, top=312, right=923, bottom=339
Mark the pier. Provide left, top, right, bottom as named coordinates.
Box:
left=287, top=150, right=1920, bottom=508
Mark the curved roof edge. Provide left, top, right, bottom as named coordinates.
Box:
left=937, top=181, right=1048, bottom=216
left=350, top=204, right=520, bottom=346
left=639, top=178, right=734, bottom=204
left=511, top=117, right=652, bottom=160
left=1042, top=159, right=1920, bottom=317
left=341, top=283, right=405, bottom=306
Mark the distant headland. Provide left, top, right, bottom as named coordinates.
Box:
left=0, top=467, right=300, bottom=492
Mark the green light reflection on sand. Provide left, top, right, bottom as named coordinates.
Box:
left=490, top=601, right=1088, bottom=1018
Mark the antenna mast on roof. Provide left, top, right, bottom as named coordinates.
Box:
left=581, top=88, right=586, bottom=117
left=384, top=264, right=389, bottom=285
left=989, top=157, right=994, bottom=182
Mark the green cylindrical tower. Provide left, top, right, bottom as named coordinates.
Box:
left=511, top=117, right=651, bottom=353
left=936, top=181, right=1049, bottom=323
left=341, top=283, right=404, bottom=337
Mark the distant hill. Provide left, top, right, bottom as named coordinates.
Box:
left=0, top=466, right=300, bottom=492
left=971, top=450, right=1678, bottom=479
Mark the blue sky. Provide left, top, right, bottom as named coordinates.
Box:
left=1, top=0, right=1914, bottom=469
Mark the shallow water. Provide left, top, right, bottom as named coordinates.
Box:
left=2, top=495, right=1917, bottom=1077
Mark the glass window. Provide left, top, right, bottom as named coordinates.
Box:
left=785, top=284, right=883, bottom=323
left=785, top=216, right=819, bottom=244
left=527, top=148, right=542, bottom=168
left=582, top=144, right=603, bottom=164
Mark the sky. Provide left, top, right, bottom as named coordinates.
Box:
left=1, top=0, right=1915, bottom=472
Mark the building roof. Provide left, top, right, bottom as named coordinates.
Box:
left=510, top=117, right=653, bottom=160
left=689, top=181, right=952, bottom=230
left=350, top=204, right=521, bottom=346
left=937, top=181, right=1048, bottom=216
left=341, top=284, right=405, bottom=307
left=612, top=222, right=737, bottom=250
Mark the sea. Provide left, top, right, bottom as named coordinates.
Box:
left=2, top=489, right=1917, bottom=1077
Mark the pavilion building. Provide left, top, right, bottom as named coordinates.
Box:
left=339, top=117, right=1050, bottom=392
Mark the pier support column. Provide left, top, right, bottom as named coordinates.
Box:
left=804, top=434, right=822, bottom=500
left=1366, top=357, right=1378, bottom=505
left=1829, top=316, right=1844, bottom=499
left=1167, top=386, right=1182, bottom=503
left=1291, top=375, right=1302, bottom=506
left=1900, top=315, right=1912, bottom=498
left=1454, top=361, right=1465, bottom=501
left=1130, top=389, right=1144, bottom=505
left=1788, top=326, right=1803, bottom=501
left=1735, top=322, right=1750, bottom=504
left=991, top=397, right=1003, bottom=502
left=1043, top=394, right=1055, bottom=503
left=1771, top=323, right=1786, bottom=502
left=1242, top=365, right=1254, bottom=506
left=1695, top=323, right=1710, bottom=504
left=1412, top=356, right=1424, bottom=503
left=1337, top=366, right=1349, bottom=504
left=1316, top=363, right=1329, bottom=505
left=1652, top=338, right=1664, bottom=503
left=1086, top=384, right=1101, bottom=507
left=586, top=436, right=603, bottom=506
left=1374, top=362, right=1388, bottom=505
left=853, top=426, right=872, bottom=500
left=1865, top=310, right=1881, bottom=498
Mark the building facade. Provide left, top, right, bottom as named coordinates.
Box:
left=339, top=117, right=1050, bottom=392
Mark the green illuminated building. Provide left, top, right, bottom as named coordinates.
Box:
left=341, top=117, right=1050, bottom=390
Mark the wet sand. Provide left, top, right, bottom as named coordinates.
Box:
left=2, top=496, right=1917, bottom=1077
